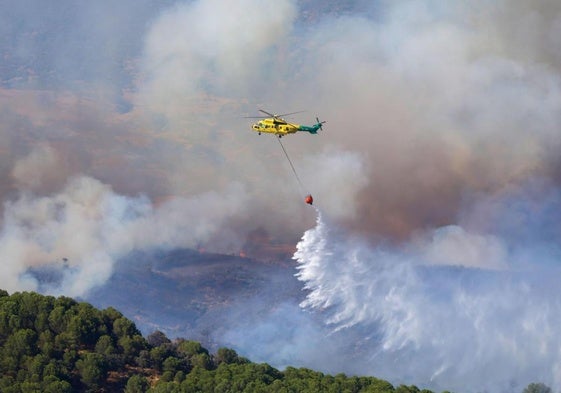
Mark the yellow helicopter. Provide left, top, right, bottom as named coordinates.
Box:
left=247, top=109, right=326, bottom=137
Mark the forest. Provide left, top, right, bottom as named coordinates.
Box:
left=0, top=289, right=549, bottom=393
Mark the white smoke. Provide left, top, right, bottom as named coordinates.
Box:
left=11, top=144, right=62, bottom=191
left=4, top=1, right=561, bottom=391
left=0, top=174, right=249, bottom=297
left=139, top=0, right=297, bottom=116
left=300, top=148, right=368, bottom=221
left=294, top=181, right=561, bottom=392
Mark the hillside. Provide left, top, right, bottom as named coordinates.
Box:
left=0, top=290, right=441, bottom=393
left=85, top=248, right=301, bottom=343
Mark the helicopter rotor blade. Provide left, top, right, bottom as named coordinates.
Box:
left=277, top=110, right=305, bottom=117
left=258, top=109, right=305, bottom=119
left=258, top=109, right=276, bottom=118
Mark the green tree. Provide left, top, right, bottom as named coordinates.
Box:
left=0, top=376, right=15, bottom=391
left=162, top=356, right=181, bottom=373
left=150, top=345, right=173, bottom=371
left=100, top=307, right=123, bottom=331
left=361, top=377, right=395, bottom=393
left=125, top=374, right=149, bottom=393
left=3, top=328, right=37, bottom=365
left=48, top=306, right=69, bottom=335
left=176, top=340, right=208, bottom=357
left=174, top=371, right=185, bottom=383
left=395, top=385, right=421, bottom=393
left=119, top=334, right=147, bottom=360
left=26, top=354, right=47, bottom=381
left=190, top=353, right=213, bottom=370
left=62, top=349, right=78, bottom=371
left=19, top=381, right=42, bottom=393
left=43, top=359, right=67, bottom=380
left=214, top=347, right=242, bottom=365
left=0, top=308, right=13, bottom=339
left=37, top=330, right=54, bottom=357
left=150, top=381, right=183, bottom=393
left=523, top=383, right=553, bottom=393
left=136, top=349, right=151, bottom=368
left=95, top=334, right=116, bottom=356
left=113, top=317, right=141, bottom=339
left=182, top=365, right=215, bottom=392
left=75, top=352, right=107, bottom=389
left=67, top=303, right=104, bottom=347
left=161, top=371, right=174, bottom=382
left=17, top=293, right=51, bottom=330
left=43, top=378, right=72, bottom=393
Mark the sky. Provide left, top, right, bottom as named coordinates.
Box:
left=2, top=0, right=561, bottom=391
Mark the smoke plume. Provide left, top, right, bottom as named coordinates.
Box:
left=0, top=171, right=249, bottom=296
left=2, top=0, right=561, bottom=391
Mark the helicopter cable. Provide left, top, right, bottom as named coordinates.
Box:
left=276, top=135, right=305, bottom=193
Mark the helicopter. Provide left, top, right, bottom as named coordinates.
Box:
left=247, top=109, right=326, bottom=137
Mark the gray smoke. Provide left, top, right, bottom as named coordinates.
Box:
left=0, top=171, right=249, bottom=296
left=2, top=1, right=561, bottom=391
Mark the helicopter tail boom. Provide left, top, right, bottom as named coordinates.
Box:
left=298, top=117, right=326, bottom=134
